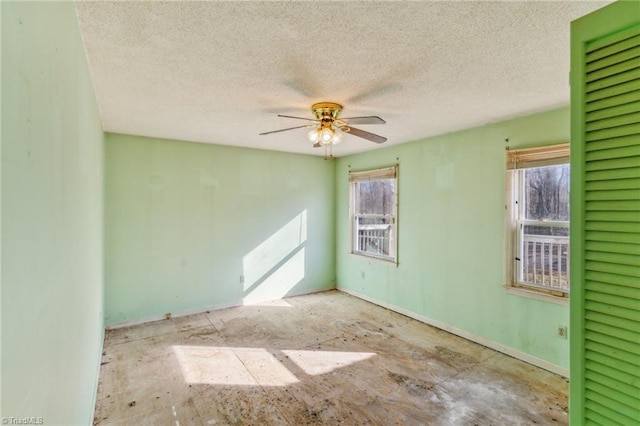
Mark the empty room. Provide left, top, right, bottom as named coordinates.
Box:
left=2, top=1, right=639, bottom=425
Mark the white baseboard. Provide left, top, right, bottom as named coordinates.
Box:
left=105, top=287, right=335, bottom=330
left=90, top=321, right=105, bottom=424
left=105, top=300, right=242, bottom=330
left=337, top=286, right=568, bottom=378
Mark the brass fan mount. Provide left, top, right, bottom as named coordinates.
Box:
left=311, top=102, right=343, bottom=121
left=312, top=102, right=350, bottom=132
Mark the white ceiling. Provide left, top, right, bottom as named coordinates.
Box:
left=76, top=1, right=611, bottom=157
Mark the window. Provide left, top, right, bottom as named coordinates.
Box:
left=506, top=144, right=570, bottom=297
left=349, top=166, right=397, bottom=262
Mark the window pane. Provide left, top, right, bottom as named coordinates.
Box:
left=355, top=216, right=393, bottom=256
left=523, top=225, right=569, bottom=237
left=524, top=164, right=570, bottom=221
left=356, top=179, right=395, bottom=215
left=520, top=224, right=569, bottom=292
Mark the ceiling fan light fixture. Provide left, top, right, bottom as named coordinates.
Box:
left=331, top=127, right=343, bottom=144
left=260, top=101, right=387, bottom=148
left=320, top=127, right=334, bottom=144
left=307, top=128, right=320, bottom=143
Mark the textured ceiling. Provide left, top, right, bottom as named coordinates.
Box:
left=76, top=1, right=611, bottom=157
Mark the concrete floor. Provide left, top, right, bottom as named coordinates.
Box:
left=95, top=290, right=569, bottom=425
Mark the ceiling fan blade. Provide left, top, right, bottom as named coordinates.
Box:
left=277, top=114, right=319, bottom=123
left=343, top=126, right=387, bottom=144
left=340, top=116, right=386, bottom=125
left=313, top=142, right=322, bottom=148
left=259, top=124, right=315, bottom=136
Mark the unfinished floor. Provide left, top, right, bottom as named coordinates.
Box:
left=95, top=290, right=569, bottom=425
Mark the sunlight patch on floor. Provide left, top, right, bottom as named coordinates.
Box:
left=173, top=345, right=377, bottom=386
left=173, top=346, right=298, bottom=386
left=282, top=350, right=377, bottom=376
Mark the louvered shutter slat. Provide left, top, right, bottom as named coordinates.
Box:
left=586, top=90, right=640, bottom=112
left=585, top=407, right=619, bottom=426
left=586, top=100, right=640, bottom=122
left=586, top=280, right=640, bottom=300
left=586, top=250, right=640, bottom=267
left=586, top=32, right=640, bottom=61
left=586, top=178, right=640, bottom=191
left=586, top=310, right=640, bottom=334
left=586, top=221, right=640, bottom=233
left=586, top=200, right=640, bottom=211
left=585, top=145, right=640, bottom=161
left=585, top=388, right=640, bottom=422
left=585, top=188, right=640, bottom=201
left=585, top=211, right=640, bottom=223
left=585, top=354, right=640, bottom=383
left=586, top=322, right=640, bottom=346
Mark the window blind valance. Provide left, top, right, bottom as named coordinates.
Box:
left=506, top=143, right=570, bottom=170
left=348, top=166, right=397, bottom=182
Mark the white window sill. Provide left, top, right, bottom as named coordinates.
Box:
left=503, top=285, right=569, bottom=306
left=349, top=252, right=398, bottom=267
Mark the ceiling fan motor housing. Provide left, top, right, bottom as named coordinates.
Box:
left=312, top=102, right=343, bottom=121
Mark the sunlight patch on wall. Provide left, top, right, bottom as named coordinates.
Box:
left=243, top=248, right=305, bottom=304
left=242, top=210, right=307, bottom=304
left=281, top=350, right=376, bottom=376
left=172, top=346, right=298, bottom=386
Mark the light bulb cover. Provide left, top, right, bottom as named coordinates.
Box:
left=331, top=128, right=343, bottom=144
left=320, top=128, right=334, bottom=145
left=307, top=129, right=320, bottom=143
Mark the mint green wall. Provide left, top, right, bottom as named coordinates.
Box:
left=105, top=134, right=335, bottom=324
left=2, top=2, right=104, bottom=424
left=336, top=107, right=571, bottom=369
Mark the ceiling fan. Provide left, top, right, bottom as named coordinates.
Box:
left=260, top=102, right=387, bottom=152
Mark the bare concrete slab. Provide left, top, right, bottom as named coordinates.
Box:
left=95, top=290, right=568, bottom=425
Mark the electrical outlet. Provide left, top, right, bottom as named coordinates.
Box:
left=557, top=325, right=568, bottom=339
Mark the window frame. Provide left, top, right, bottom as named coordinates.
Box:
left=349, top=166, right=398, bottom=264
left=505, top=144, right=570, bottom=300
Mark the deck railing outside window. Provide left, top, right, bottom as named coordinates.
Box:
left=355, top=222, right=391, bottom=257
left=517, top=222, right=569, bottom=293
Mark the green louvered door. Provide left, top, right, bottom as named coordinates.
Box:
left=570, top=2, right=640, bottom=425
